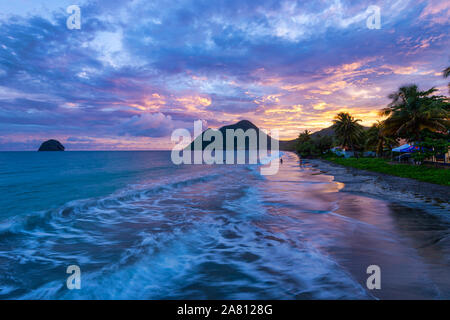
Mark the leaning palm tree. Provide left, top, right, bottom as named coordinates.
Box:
left=444, top=66, right=450, bottom=94
left=332, top=112, right=364, bottom=155
left=380, top=85, right=449, bottom=142
left=365, top=121, right=397, bottom=157
left=444, top=67, right=450, bottom=78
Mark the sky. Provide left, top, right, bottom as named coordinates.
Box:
left=0, top=0, right=449, bottom=150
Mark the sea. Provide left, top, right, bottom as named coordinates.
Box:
left=0, top=151, right=449, bottom=299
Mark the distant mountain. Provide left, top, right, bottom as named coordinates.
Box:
left=311, top=126, right=336, bottom=138
left=38, top=139, right=65, bottom=151
left=289, top=125, right=370, bottom=148
left=187, top=120, right=294, bottom=151
left=185, top=121, right=369, bottom=152
left=278, top=138, right=298, bottom=151
left=267, top=127, right=337, bottom=151
left=310, top=125, right=370, bottom=139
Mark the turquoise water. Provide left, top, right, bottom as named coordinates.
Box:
left=0, top=151, right=449, bottom=299
left=0, top=151, right=176, bottom=218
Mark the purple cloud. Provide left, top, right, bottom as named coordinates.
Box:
left=0, top=0, right=448, bottom=149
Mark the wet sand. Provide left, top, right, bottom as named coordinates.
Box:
left=299, top=156, right=450, bottom=299
left=309, top=158, right=450, bottom=210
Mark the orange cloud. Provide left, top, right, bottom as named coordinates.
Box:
left=176, top=95, right=212, bottom=112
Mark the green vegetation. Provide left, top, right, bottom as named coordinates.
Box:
left=444, top=66, right=450, bottom=94
left=365, top=121, right=397, bottom=157
left=295, top=78, right=450, bottom=179
left=444, top=66, right=450, bottom=79
left=381, top=85, right=448, bottom=142
left=295, top=130, right=333, bottom=157
left=331, top=112, right=364, bottom=154
left=322, top=156, right=450, bottom=186
left=296, top=76, right=450, bottom=185
left=412, top=133, right=450, bottom=163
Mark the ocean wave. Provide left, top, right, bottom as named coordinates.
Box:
left=1, top=160, right=368, bottom=299
left=2, top=152, right=448, bottom=299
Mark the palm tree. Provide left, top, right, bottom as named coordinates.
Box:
left=365, top=121, right=397, bottom=157
left=444, top=67, right=450, bottom=78
left=380, top=85, right=449, bottom=142
left=332, top=112, right=364, bottom=155
left=297, top=130, right=311, bottom=144
left=444, top=66, right=450, bottom=94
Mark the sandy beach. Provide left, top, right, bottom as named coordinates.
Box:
left=308, top=158, right=450, bottom=213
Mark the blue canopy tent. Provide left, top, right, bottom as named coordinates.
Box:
left=392, top=144, right=420, bottom=153
left=392, top=143, right=421, bottom=162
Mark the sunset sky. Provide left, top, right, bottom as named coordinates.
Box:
left=0, top=0, right=449, bottom=150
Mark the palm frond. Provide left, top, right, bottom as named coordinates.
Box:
left=443, top=67, right=450, bottom=78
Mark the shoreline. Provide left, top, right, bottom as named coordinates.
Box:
left=307, top=158, right=450, bottom=210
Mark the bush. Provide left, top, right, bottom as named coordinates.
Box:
left=296, top=141, right=319, bottom=157
left=323, top=156, right=450, bottom=185
left=296, top=135, right=334, bottom=157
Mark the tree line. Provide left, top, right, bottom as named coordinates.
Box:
left=296, top=67, right=450, bottom=161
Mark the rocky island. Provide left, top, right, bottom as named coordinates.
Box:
left=38, top=139, right=65, bottom=151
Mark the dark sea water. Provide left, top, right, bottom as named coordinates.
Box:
left=0, top=151, right=449, bottom=299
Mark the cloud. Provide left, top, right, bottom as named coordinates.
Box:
left=66, top=136, right=95, bottom=142
left=120, top=112, right=175, bottom=137
left=419, top=0, right=450, bottom=24
left=0, top=0, right=448, bottom=148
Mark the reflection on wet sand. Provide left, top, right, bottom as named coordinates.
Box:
left=261, top=152, right=450, bottom=299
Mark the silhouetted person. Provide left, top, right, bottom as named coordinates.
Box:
left=280, top=157, right=283, bottom=164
